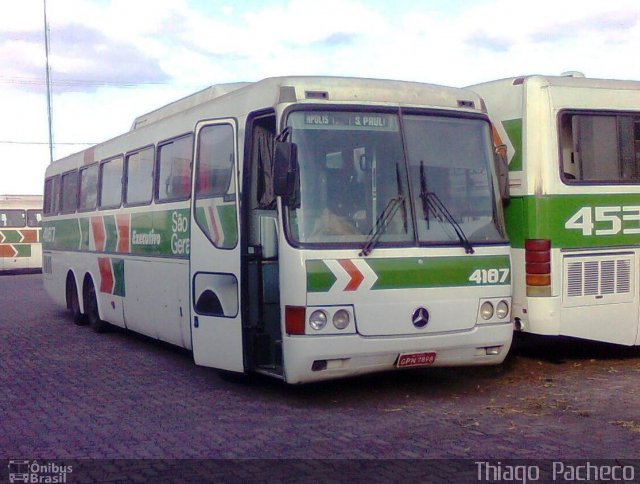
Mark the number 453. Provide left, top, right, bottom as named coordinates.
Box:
left=565, top=206, right=640, bottom=236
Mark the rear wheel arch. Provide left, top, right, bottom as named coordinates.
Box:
left=82, top=273, right=109, bottom=332
left=65, top=270, right=86, bottom=325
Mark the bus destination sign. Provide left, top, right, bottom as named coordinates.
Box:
left=303, top=112, right=397, bottom=131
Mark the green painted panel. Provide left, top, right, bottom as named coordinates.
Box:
left=14, top=244, right=32, bottom=257
left=306, top=255, right=511, bottom=293
left=503, top=118, right=523, bottom=172
left=104, top=215, right=118, bottom=253
left=79, top=218, right=90, bottom=251
left=112, top=258, right=125, bottom=297
left=506, top=194, right=640, bottom=249
left=43, top=208, right=191, bottom=258
left=307, top=260, right=337, bottom=293
left=218, top=204, right=238, bottom=248
left=0, top=230, right=22, bottom=243
left=368, top=256, right=511, bottom=290
left=42, top=219, right=80, bottom=251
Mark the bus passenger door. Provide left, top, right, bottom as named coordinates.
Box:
left=190, top=120, right=244, bottom=373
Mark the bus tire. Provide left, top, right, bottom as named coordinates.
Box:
left=84, top=279, right=109, bottom=333
left=217, top=369, right=249, bottom=384
left=66, top=274, right=86, bottom=326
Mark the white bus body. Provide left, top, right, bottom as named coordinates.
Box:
left=0, top=195, right=43, bottom=273
left=43, top=76, right=512, bottom=383
left=470, top=74, right=640, bottom=345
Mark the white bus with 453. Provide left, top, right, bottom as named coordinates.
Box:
left=471, top=73, right=640, bottom=346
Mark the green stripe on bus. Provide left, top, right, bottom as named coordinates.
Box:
left=218, top=204, right=238, bottom=248
left=503, top=118, right=523, bottom=172
left=307, top=260, right=337, bottom=292
left=104, top=215, right=118, bottom=253
left=16, top=244, right=32, bottom=257
left=79, top=217, right=90, bottom=250
left=0, top=230, right=22, bottom=243
left=43, top=219, right=81, bottom=250
left=506, top=194, right=640, bottom=249
left=368, top=255, right=510, bottom=290
left=307, top=255, right=510, bottom=293
left=44, top=209, right=191, bottom=258
left=112, top=258, right=125, bottom=297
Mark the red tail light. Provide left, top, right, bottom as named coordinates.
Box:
left=285, top=306, right=306, bottom=335
left=525, top=239, right=551, bottom=296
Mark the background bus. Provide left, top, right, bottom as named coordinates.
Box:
left=0, top=194, right=43, bottom=273
left=42, top=76, right=512, bottom=383
left=470, top=73, right=640, bottom=346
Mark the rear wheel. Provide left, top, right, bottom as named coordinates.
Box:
left=66, top=275, right=86, bottom=325
left=84, top=280, right=109, bottom=333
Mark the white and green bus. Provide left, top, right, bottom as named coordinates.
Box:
left=0, top=194, right=43, bottom=273
left=470, top=73, right=640, bottom=346
left=42, top=76, right=512, bottom=383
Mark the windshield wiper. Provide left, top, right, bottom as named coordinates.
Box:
left=419, top=161, right=474, bottom=254
left=359, top=196, right=404, bottom=257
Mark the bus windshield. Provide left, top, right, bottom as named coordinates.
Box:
left=286, top=110, right=505, bottom=249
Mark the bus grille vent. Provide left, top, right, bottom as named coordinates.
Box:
left=564, top=255, right=633, bottom=305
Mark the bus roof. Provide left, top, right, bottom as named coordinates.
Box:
left=470, top=73, right=640, bottom=91
left=49, top=76, right=485, bottom=170
left=130, top=82, right=251, bottom=130
left=0, top=194, right=43, bottom=209
left=0, top=194, right=43, bottom=202
left=130, top=76, right=483, bottom=129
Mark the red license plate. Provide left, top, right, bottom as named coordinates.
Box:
left=396, top=352, right=437, bottom=368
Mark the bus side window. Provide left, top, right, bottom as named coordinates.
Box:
left=43, top=175, right=61, bottom=215
left=157, top=134, right=193, bottom=202
left=0, top=210, right=25, bottom=227
left=60, top=170, right=79, bottom=214
left=194, top=124, right=237, bottom=249
left=125, top=146, right=154, bottom=206
left=99, top=156, right=124, bottom=209
left=27, top=210, right=42, bottom=227
left=78, top=164, right=98, bottom=211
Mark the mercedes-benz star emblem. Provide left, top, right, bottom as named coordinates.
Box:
left=411, top=307, right=430, bottom=328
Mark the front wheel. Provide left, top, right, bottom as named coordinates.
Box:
left=84, top=281, right=109, bottom=333
left=217, top=369, right=249, bottom=384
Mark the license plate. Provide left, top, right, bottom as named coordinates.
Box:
left=396, top=352, right=437, bottom=368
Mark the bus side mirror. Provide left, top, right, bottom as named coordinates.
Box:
left=273, top=141, right=299, bottom=202
left=494, top=144, right=510, bottom=202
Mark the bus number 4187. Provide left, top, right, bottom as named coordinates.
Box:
left=468, top=268, right=510, bottom=285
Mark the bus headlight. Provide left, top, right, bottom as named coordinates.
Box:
left=496, top=300, right=509, bottom=319
left=309, top=310, right=328, bottom=330
left=480, top=301, right=494, bottom=320
left=332, top=309, right=350, bottom=330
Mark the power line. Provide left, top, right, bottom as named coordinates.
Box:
left=0, top=140, right=97, bottom=146
left=0, top=76, right=172, bottom=88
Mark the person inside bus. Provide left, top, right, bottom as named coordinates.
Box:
left=309, top=151, right=364, bottom=237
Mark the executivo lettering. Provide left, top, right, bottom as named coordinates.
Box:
left=131, top=229, right=161, bottom=246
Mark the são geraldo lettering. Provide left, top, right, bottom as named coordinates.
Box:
left=170, top=211, right=190, bottom=255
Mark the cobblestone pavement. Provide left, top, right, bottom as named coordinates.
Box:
left=1, top=274, right=639, bottom=481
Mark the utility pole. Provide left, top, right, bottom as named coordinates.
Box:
left=43, top=0, right=54, bottom=164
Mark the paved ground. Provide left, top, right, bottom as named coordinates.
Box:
left=1, top=273, right=639, bottom=482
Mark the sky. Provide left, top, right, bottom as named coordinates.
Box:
left=1, top=0, right=639, bottom=195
